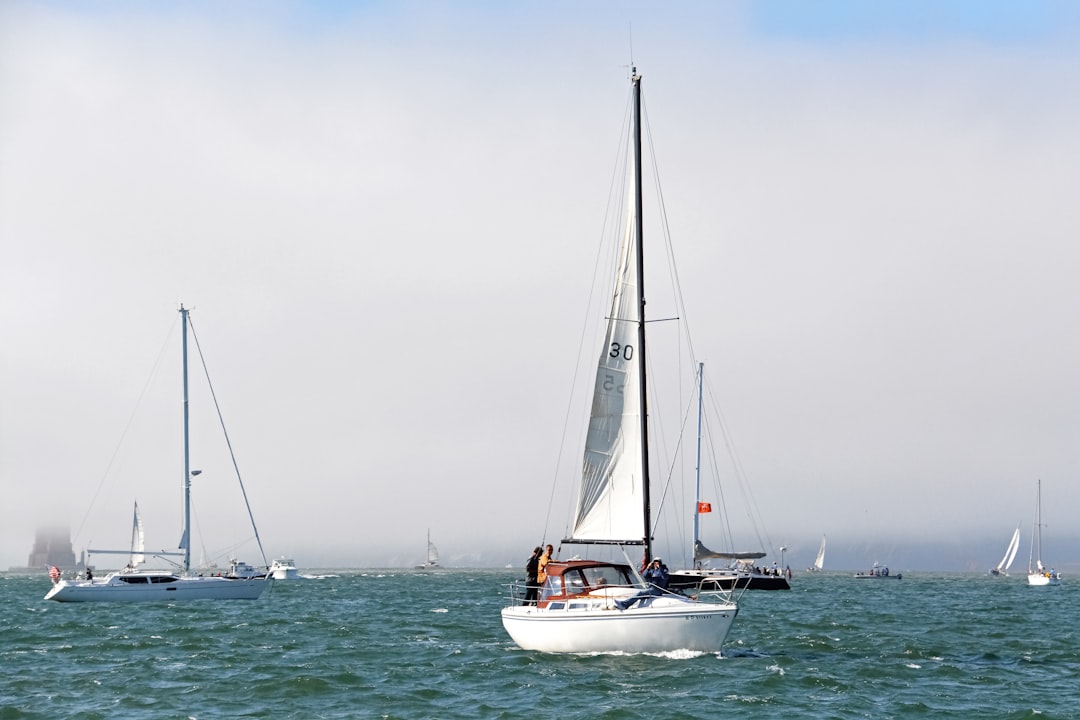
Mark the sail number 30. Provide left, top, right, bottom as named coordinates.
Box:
left=602, top=342, right=633, bottom=393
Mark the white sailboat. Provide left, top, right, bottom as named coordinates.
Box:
left=1027, top=479, right=1061, bottom=586
left=989, top=526, right=1020, bottom=576
left=45, top=306, right=272, bottom=602
left=808, top=536, right=826, bottom=573
left=500, top=69, right=738, bottom=655
left=415, top=530, right=441, bottom=569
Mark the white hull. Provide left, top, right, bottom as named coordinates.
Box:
left=44, top=573, right=271, bottom=602
left=1027, top=572, right=1061, bottom=587
left=270, top=559, right=300, bottom=580
left=501, top=592, right=737, bottom=654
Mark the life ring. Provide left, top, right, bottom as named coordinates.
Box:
left=48, top=566, right=60, bottom=581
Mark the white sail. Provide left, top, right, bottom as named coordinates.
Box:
left=416, top=529, right=441, bottom=569
left=996, top=527, right=1020, bottom=574
left=813, top=536, right=826, bottom=571
left=501, top=67, right=738, bottom=655
left=571, top=119, right=644, bottom=544
left=129, top=501, right=145, bottom=567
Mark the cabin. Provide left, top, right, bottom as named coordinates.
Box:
left=537, top=560, right=635, bottom=609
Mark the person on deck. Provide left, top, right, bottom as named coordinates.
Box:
left=537, top=544, right=553, bottom=586
left=643, top=558, right=669, bottom=592
left=523, top=546, right=541, bottom=606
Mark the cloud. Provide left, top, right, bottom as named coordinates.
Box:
left=3, top=2, right=1079, bottom=572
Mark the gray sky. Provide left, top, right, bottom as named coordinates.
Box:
left=3, top=1, right=1079, bottom=572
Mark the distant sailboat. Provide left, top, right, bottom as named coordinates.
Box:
left=415, top=530, right=440, bottom=569
left=808, top=536, right=826, bottom=573
left=128, top=501, right=145, bottom=568
left=44, top=306, right=272, bottom=602
left=1027, top=480, right=1061, bottom=586
left=988, top=526, right=1020, bottom=576
left=667, top=364, right=788, bottom=592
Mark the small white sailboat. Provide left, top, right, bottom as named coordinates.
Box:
left=808, top=536, right=826, bottom=573
left=415, top=530, right=441, bottom=569
left=989, top=526, right=1020, bottom=576
left=1027, top=479, right=1061, bottom=586
left=500, top=68, right=738, bottom=655
left=45, top=306, right=272, bottom=602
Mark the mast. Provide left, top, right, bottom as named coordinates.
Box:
left=693, top=363, right=704, bottom=568
left=632, top=68, right=653, bottom=562
left=1035, top=479, right=1042, bottom=571
left=1028, top=479, right=1041, bottom=574
left=181, top=305, right=192, bottom=573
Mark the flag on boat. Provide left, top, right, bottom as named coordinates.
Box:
left=697, top=501, right=712, bottom=513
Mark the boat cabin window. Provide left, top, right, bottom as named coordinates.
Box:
left=563, top=573, right=586, bottom=594
left=582, top=566, right=629, bottom=588
left=539, top=576, right=563, bottom=600
left=119, top=576, right=149, bottom=584
left=149, top=576, right=178, bottom=584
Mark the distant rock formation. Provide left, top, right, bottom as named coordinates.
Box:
left=27, top=526, right=77, bottom=570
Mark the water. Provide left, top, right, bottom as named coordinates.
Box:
left=1, top=570, right=1075, bottom=719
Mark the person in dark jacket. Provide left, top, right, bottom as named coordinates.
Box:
left=523, top=546, right=542, bottom=606
left=643, top=558, right=669, bottom=592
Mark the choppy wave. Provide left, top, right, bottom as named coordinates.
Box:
left=1, top=570, right=1077, bottom=719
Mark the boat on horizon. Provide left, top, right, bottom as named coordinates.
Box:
left=667, top=364, right=789, bottom=593
left=854, top=562, right=901, bottom=580
left=1027, top=479, right=1061, bottom=586
left=270, top=557, right=301, bottom=580
left=500, top=68, right=738, bottom=655
left=415, top=530, right=441, bottom=569
left=44, top=306, right=272, bottom=602
left=989, top=526, right=1020, bottom=577
left=807, top=535, right=826, bottom=572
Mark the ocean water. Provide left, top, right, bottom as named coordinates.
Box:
left=1, top=569, right=1075, bottom=719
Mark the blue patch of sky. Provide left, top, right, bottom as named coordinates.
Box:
left=746, top=0, right=1080, bottom=45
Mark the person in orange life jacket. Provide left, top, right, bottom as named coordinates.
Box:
left=537, top=544, right=554, bottom=585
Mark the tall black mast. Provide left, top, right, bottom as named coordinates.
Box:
left=632, top=69, right=653, bottom=563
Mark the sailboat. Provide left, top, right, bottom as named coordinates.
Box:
left=988, top=526, right=1020, bottom=576
left=500, top=69, right=738, bottom=654
left=415, top=530, right=441, bottom=569
left=667, top=364, right=789, bottom=592
left=1027, top=479, right=1061, bottom=586
left=808, top=536, right=826, bottom=573
left=45, top=306, right=272, bottom=602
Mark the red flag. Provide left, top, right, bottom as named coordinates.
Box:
left=697, top=501, right=712, bottom=514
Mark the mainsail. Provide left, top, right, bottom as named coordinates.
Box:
left=996, top=527, right=1020, bottom=574
left=129, top=501, right=145, bottom=567
left=813, top=536, right=826, bottom=571
left=570, top=106, right=645, bottom=545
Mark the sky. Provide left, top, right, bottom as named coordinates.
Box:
left=3, top=1, right=1080, bottom=573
